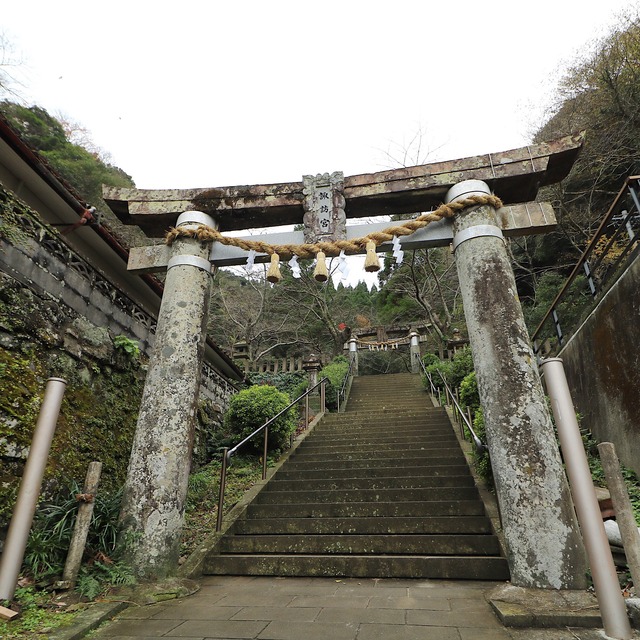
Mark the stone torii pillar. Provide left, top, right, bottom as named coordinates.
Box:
left=119, top=211, right=216, bottom=579
left=447, top=180, right=587, bottom=589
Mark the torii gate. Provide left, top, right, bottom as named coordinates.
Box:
left=105, top=133, right=587, bottom=588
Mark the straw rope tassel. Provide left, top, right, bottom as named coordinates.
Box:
left=266, top=253, right=282, bottom=284
left=364, top=240, right=381, bottom=272
left=314, top=252, right=329, bottom=282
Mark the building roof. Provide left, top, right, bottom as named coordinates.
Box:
left=0, top=112, right=243, bottom=382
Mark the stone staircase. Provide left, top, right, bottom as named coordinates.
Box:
left=203, top=372, right=509, bottom=580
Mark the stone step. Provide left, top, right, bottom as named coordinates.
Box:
left=246, top=500, right=486, bottom=519
left=300, top=437, right=456, bottom=450
left=204, top=554, right=510, bottom=580
left=316, top=419, right=451, bottom=429
left=257, top=486, right=479, bottom=505
left=275, top=464, right=472, bottom=481
left=289, top=448, right=465, bottom=463
left=283, top=455, right=467, bottom=471
left=204, top=372, right=507, bottom=582
left=295, top=440, right=459, bottom=455
left=266, top=475, right=474, bottom=492
left=233, top=515, right=493, bottom=535
left=220, top=534, right=502, bottom=556
left=302, top=431, right=456, bottom=443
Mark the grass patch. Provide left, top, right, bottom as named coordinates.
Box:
left=0, top=587, right=79, bottom=638
left=181, top=454, right=269, bottom=558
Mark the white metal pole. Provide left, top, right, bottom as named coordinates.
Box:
left=0, top=378, right=66, bottom=601
left=541, top=358, right=631, bottom=640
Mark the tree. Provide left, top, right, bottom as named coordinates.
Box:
left=0, top=32, right=24, bottom=100
left=377, top=246, right=465, bottom=347
left=208, top=267, right=311, bottom=365
left=514, top=10, right=640, bottom=311
left=532, top=11, right=640, bottom=253
left=0, top=102, right=150, bottom=250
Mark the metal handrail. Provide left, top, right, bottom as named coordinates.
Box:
left=419, top=359, right=487, bottom=454
left=531, top=175, right=640, bottom=355
left=336, top=355, right=356, bottom=413
left=216, top=378, right=327, bottom=531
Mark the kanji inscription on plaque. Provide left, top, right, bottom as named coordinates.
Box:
left=302, top=171, right=346, bottom=243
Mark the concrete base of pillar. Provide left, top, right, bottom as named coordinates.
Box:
left=488, top=584, right=603, bottom=629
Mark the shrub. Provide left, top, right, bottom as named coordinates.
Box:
left=422, top=357, right=451, bottom=387
left=318, top=356, right=350, bottom=410
left=421, top=347, right=474, bottom=390
left=449, top=347, right=474, bottom=388
left=223, top=385, right=296, bottom=453
left=472, top=407, right=493, bottom=487
left=459, top=371, right=480, bottom=412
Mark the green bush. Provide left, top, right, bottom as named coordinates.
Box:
left=459, top=371, right=480, bottom=412
left=223, top=385, right=297, bottom=453
left=22, top=483, right=128, bottom=594
left=472, top=407, right=493, bottom=487
left=421, top=348, right=474, bottom=390
left=448, top=347, right=474, bottom=388
left=319, top=356, right=350, bottom=410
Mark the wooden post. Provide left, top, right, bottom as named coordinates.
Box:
left=60, top=461, right=102, bottom=589
left=598, top=442, right=640, bottom=590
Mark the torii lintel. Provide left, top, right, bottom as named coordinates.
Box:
left=103, top=133, right=584, bottom=237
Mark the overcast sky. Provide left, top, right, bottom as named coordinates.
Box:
left=3, top=0, right=638, bottom=193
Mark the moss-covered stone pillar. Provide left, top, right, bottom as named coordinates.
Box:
left=448, top=181, right=587, bottom=589
left=119, top=211, right=215, bottom=579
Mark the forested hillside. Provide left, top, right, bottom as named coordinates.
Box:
left=2, top=11, right=639, bottom=365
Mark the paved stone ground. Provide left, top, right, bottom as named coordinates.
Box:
left=89, top=575, right=632, bottom=640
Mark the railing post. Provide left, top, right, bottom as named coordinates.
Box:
left=552, top=308, right=563, bottom=345
left=305, top=393, right=309, bottom=426
left=216, top=448, right=229, bottom=532
left=541, top=358, right=631, bottom=639
left=0, top=377, right=66, bottom=601
left=320, top=380, right=326, bottom=414
left=262, top=426, right=269, bottom=480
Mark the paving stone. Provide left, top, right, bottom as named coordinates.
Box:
left=289, top=595, right=370, bottom=609
left=93, top=618, right=183, bottom=636
left=450, top=596, right=493, bottom=611
left=257, top=620, right=358, bottom=640
left=406, top=608, right=503, bottom=628
left=335, top=586, right=410, bottom=597
left=96, top=637, right=204, bottom=640
left=316, top=607, right=406, bottom=624
left=152, top=603, right=242, bottom=620
left=214, top=594, right=296, bottom=607
left=117, top=604, right=169, bottom=619
left=163, top=619, right=268, bottom=638
left=368, top=596, right=451, bottom=610
left=506, top=630, right=617, bottom=639
left=357, top=623, right=460, bottom=640
left=459, top=626, right=513, bottom=639
left=230, top=606, right=320, bottom=621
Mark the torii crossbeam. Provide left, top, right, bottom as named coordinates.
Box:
left=104, top=133, right=582, bottom=235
